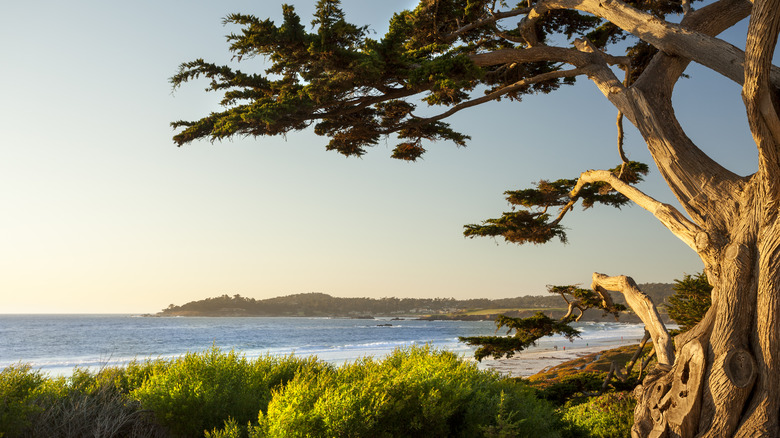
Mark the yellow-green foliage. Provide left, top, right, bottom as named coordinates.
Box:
left=0, top=364, right=48, bottom=437
left=0, top=365, right=76, bottom=437
left=0, top=364, right=165, bottom=438
left=110, top=358, right=171, bottom=395
left=256, top=345, right=560, bottom=438
left=3, top=346, right=562, bottom=438
left=561, top=392, right=635, bottom=438
left=131, top=346, right=325, bottom=437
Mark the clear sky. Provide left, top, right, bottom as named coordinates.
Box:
left=1, top=1, right=761, bottom=313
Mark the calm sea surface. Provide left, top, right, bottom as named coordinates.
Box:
left=0, top=315, right=647, bottom=376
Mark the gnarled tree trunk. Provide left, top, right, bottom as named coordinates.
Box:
left=629, top=194, right=776, bottom=437
left=595, top=187, right=779, bottom=437
left=571, top=1, right=780, bottom=435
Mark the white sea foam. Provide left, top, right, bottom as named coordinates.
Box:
left=0, top=315, right=649, bottom=376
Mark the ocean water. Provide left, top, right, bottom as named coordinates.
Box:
left=0, top=315, right=647, bottom=376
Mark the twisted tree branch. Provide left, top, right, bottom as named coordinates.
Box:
left=442, top=7, right=531, bottom=42
left=591, top=273, right=674, bottom=366
left=388, top=67, right=587, bottom=133
left=574, top=170, right=702, bottom=251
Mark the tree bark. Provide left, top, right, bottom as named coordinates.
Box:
left=470, top=3, right=780, bottom=433
left=557, top=2, right=780, bottom=436
left=591, top=273, right=675, bottom=366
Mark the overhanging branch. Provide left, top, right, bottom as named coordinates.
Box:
left=626, top=0, right=753, bottom=226
left=526, top=0, right=780, bottom=89
left=574, top=170, right=702, bottom=251
left=591, top=273, right=675, bottom=366
left=393, top=67, right=587, bottom=131
left=442, top=7, right=531, bottom=42
left=469, top=45, right=630, bottom=70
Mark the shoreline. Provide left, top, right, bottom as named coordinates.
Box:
left=476, top=338, right=644, bottom=378
left=1, top=315, right=648, bottom=378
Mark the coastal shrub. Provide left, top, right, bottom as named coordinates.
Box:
left=131, top=346, right=327, bottom=437
left=0, top=365, right=166, bottom=438
left=111, top=358, right=172, bottom=395
left=4, top=347, right=568, bottom=438
left=257, top=345, right=560, bottom=438
left=205, top=417, right=255, bottom=438
left=531, top=372, right=605, bottom=405
left=560, top=391, right=635, bottom=438
left=24, top=378, right=167, bottom=438
left=0, top=364, right=48, bottom=437
left=261, top=359, right=387, bottom=437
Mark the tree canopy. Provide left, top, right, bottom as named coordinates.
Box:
left=172, top=0, right=780, bottom=435
left=171, top=0, right=665, bottom=161
left=169, top=0, right=686, bottom=246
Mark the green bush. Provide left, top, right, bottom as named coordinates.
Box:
left=561, top=391, right=635, bottom=438
left=0, top=364, right=166, bottom=438
left=4, top=346, right=567, bottom=438
left=108, top=358, right=172, bottom=395
left=256, top=345, right=560, bottom=438
left=131, top=346, right=326, bottom=437
left=532, top=372, right=605, bottom=406
left=0, top=364, right=49, bottom=437
left=25, top=379, right=167, bottom=438
left=205, top=417, right=252, bottom=438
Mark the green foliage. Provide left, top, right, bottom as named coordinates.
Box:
left=560, top=392, right=636, bottom=438
left=0, top=365, right=166, bottom=438
left=131, top=345, right=324, bottom=437
left=171, top=0, right=699, bottom=158
left=6, top=345, right=658, bottom=438
left=2, top=343, right=663, bottom=438
left=205, top=417, right=257, bottom=438
left=108, top=358, right=172, bottom=395
left=0, top=364, right=48, bottom=437
left=27, top=379, right=165, bottom=438
left=170, top=0, right=492, bottom=159
left=531, top=372, right=606, bottom=406
left=464, top=211, right=568, bottom=245
left=253, top=345, right=560, bottom=438
left=548, top=285, right=626, bottom=320
left=665, top=271, right=712, bottom=332
left=464, top=162, right=649, bottom=245
left=460, top=312, right=580, bottom=360
left=459, top=284, right=626, bottom=361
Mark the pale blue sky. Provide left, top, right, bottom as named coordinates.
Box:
left=1, top=1, right=758, bottom=313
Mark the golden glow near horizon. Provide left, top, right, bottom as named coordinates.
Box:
left=0, top=0, right=752, bottom=313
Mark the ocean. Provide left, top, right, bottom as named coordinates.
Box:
left=0, top=315, right=648, bottom=376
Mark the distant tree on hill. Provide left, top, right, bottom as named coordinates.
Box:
left=666, top=272, right=713, bottom=332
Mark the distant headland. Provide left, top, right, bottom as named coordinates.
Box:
left=155, top=283, right=674, bottom=323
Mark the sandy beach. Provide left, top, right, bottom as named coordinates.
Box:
left=477, top=338, right=644, bottom=378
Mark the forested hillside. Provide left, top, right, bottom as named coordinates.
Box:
left=158, top=283, right=675, bottom=320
